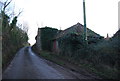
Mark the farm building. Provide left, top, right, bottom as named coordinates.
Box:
left=35, top=23, right=103, bottom=54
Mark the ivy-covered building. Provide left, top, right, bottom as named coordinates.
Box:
left=35, top=27, right=58, bottom=52
left=35, top=28, right=42, bottom=52
left=52, top=22, right=103, bottom=54
left=35, top=23, right=103, bottom=54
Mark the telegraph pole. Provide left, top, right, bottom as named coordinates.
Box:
left=83, top=0, right=87, bottom=45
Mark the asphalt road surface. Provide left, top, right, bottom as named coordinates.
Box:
left=3, top=47, right=93, bottom=79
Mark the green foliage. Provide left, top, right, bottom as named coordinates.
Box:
left=58, top=33, right=84, bottom=57
left=10, top=16, right=17, bottom=30
left=56, top=30, right=119, bottom=79
left=58, top=32, right=103, bottom=57
left=1, top=11, right=9, bottom=31
left=40, top=27, right=58, bottom=51
left=2, top=11, right=28, bottom=69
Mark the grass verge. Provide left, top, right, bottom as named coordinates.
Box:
left=32, top=49, right=101, bottom=79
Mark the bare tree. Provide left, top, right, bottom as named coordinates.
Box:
left=2, top=0, right=23, bottom=21
left=22, top=21, right=29, bottom=33
left=2, top=0, right=12, bottom=12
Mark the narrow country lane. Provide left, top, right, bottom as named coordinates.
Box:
left=3, top=47, right=92, bottom=79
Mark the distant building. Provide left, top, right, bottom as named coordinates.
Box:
left=35, top=27, right=58, bottom=52
left=35, top=22, right=103, bottom=54
left=35, top=28, right=42, bottom=52
left=52, top=22, right=102, bottom=54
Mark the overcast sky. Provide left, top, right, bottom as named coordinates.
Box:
left=8, top=0, right=120, bottom=45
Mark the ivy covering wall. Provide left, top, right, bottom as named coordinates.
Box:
left=40, top=27, right=58, bottom=51
left=58, top=32, right=103, bottom=57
